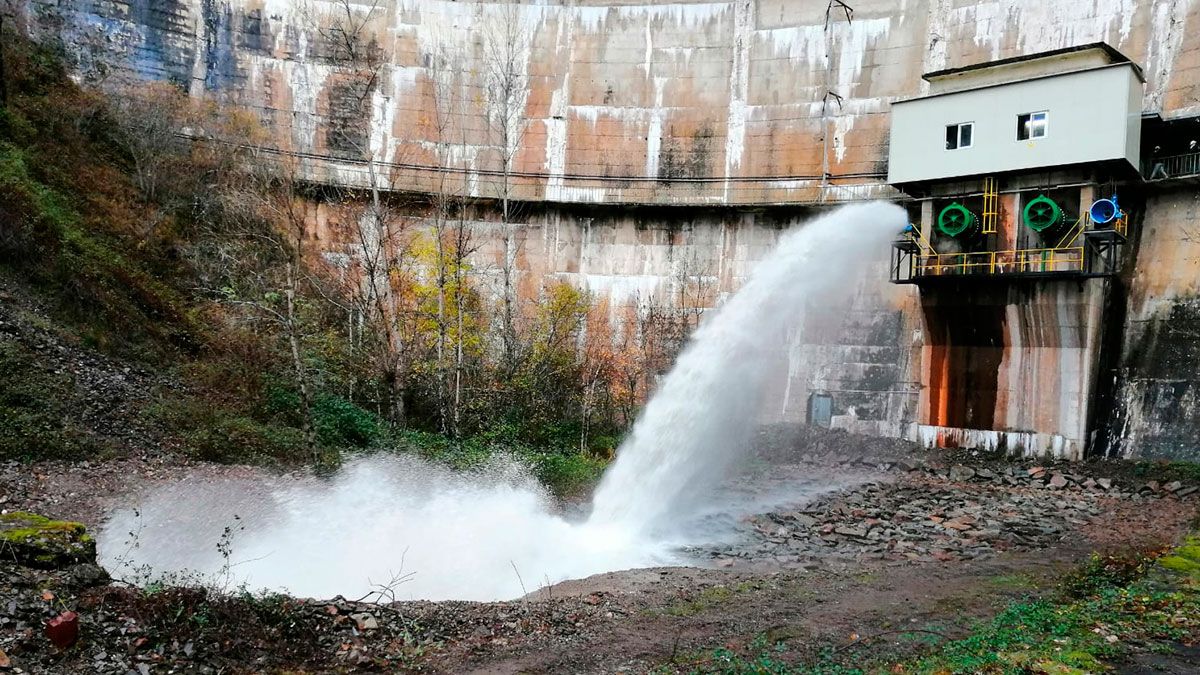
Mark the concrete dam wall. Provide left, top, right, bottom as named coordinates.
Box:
left=22, top=0, right=1200, bottom=460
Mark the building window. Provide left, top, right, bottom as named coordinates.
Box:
left=1018, top=111, right=1048, bottom=140
left=945, top=122, right=973, bottom=150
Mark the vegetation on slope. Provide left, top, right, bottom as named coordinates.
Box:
left=0, top=28, right=671, bottom=494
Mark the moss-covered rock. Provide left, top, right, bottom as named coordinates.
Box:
left=0, top=511, right=96, bottom=569
left=1159, top=535, right=1200, bottom=581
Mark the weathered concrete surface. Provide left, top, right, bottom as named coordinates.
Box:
left=1105, top=187, right=1200, bottom=460
left=21, top=0, right=1200, bottom=460
left=915, top=280, right=1108, bottom=461
left=20, top=0, right=1199, bottom=204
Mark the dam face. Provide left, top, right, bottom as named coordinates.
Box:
left=26, top=0, right=1200, bottom=460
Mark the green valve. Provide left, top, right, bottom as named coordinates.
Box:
left=1022, top=195, right=1065, bottom=232
left=936, top=202, right=979, bottom=238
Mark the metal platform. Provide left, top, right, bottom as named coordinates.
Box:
left=891, top=224, right=1127, bottom=285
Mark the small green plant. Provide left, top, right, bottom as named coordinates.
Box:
left=1060, top=549, right=1160, bottom=599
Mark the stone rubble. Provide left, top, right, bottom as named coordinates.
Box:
left=700, top=459, right=1199, bottom=569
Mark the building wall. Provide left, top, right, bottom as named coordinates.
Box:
left=888, top=65, right=1143, bottom=184
left=21, top=0, right=1200, bottom=460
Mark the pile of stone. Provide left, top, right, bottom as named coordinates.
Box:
left=833, top=457, right=1199, bottom=501
left=700, top=461, right=1199, bottom=569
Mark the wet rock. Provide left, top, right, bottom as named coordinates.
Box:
left=943, top=516, right=975, bottom=531
left=350, top=613, right=378, bottom=631
left=0, top=512, right=96, bottom=569
left=948, top=466, right=976, bottom=482
left=66, top=563, right=110, bottom=588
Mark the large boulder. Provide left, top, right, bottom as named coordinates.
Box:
left=0, top=512, right=96, bottom=569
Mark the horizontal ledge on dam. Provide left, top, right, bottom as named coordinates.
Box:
left=193, top=137, right=902, bottom=208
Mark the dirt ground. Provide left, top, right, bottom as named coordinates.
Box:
left=1, top=433, right=1198, bottom=674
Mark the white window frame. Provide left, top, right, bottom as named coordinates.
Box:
left=945, top=122, right=974, bottom=151
left=1018, top=111, right=1048, bottom=141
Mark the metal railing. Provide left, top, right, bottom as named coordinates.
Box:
left=913, top=246, right=1086, bottom=277
left=1144, top=151, right=1200, bottom=181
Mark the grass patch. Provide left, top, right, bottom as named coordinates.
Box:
left=659, top=581, right=766, bottom=618
left=986, top=572, right=1041, bottom=592
left=668, top=538, right=1200, bottom=674
left=1132, top=460, right=1200, bottom=485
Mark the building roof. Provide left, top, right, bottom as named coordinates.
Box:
left=923, top=42, right=1144, bottom=83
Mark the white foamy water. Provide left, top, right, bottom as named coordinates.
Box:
left=589, top=201, right=905, bottom=532
left=99, top=202, right=906, bottom=601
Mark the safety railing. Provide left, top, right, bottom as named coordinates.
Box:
left=913, top=247, right=1086, bottom=277
left=1144, top=151, right=1200, bottom=181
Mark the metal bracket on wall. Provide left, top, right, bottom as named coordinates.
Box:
left=827, top=0, right=854, bottom=23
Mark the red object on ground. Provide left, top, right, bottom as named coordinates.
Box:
left=46, top=611, right=79, bottom=648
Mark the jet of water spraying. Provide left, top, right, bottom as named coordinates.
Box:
left=588, top=201, right=907, bottom=534
left=98, top=201, right=907, bottom=601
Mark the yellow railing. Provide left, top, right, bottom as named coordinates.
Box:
left=914, top=246, right=1085, bottom=277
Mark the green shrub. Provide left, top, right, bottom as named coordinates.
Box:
left=151, top=393, right=309, bottom=464
left=184, top=415, right=307, bottom=464
left=312, top=395, right=383, bottom=448
left=1060, top=550, right=1158, bottom=599
left=263, top=383, right=302, bottom=423
left=529, top=451, right=606, bottom=498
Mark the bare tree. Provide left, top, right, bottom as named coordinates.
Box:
left=419, top=45, right=483, bottom=436
left=205, top=146, right=323, bottom=458
left=299, top=0, right=421, bottom=422
left=672, top=250, right=716, bottom=333
left=103, top=82, right=194, bottom=205
left=483, top=4, right=530, bottom=370
left=301, top=0, right=382, bottom=70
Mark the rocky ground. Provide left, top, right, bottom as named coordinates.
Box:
left=0, top=279, right=177, bottom=460
left=0, top=434, right=1197, bottom=674
left=704, top=457, right=1198, bottom=569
